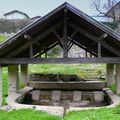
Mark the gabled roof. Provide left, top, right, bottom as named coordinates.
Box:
left=3, top=10, right=30, bottom=19
left=106, top=1, right=120, bottom=17
left=0, top=2, right=120, bottom=58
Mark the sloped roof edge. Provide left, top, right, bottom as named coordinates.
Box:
left=0, top=2, right=120, bottom=50
left=106, top=1, right=120, bottom=16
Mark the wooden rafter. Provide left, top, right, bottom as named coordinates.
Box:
left=71, top=39, right=97, bottom=57
left=6, top=22, right=62, bottom=58
left=53, top=31, right=63, bottom=48
left=69, top=22, right=120, bottom=56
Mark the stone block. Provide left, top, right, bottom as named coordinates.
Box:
left=94, top=91, right=104, bottom=102
left=52, top=90, right=61, bottom=102
left=31, top=90, right=40, bottom=101
left=73, top=91, right=82, bottom=102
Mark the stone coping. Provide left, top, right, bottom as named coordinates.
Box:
left=6, top=87, right=120, bottom=117
left=67, top=88, right=120, bottom=113
left=6, top=87, right=64, bottom=117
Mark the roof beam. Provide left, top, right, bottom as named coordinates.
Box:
left=6, top=22, right=62, bottom=58
left=92, top=33, right=108, bottom=46
left=1, top=57, right=120, bottom=64
left=69, top=22, right=120, bottom=56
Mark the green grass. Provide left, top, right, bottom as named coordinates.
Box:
left=2, top=68, right=8, bottom=105
left=109, top=85, right=116, bottom=93
left=0, top=34, right=7, bottom=43
left=0, top=107, right=120, bottom=120
left=29, top=64, right=105, bottom=78
left=64, top=106, right=120, bottom=120
left=0, top=109, right=61, bottom=120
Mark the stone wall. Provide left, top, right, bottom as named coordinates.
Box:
left=29, top=74, right=82, bottom=82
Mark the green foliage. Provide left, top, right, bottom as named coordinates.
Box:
left=0, top=18, right=31, bottom=33
left=47, top=45, right=62, bottom=58
left=29, top=64, right=105, bottom=79
left=109, top=85, right=116, bottom=93
left=103, top=21, right=118, bottom=30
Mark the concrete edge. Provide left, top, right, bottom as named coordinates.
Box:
left=6, top=86, right=64, bottom=117
left=67, top=88, right=120, bottom=113
left=6, top=87, right=120, bottom=116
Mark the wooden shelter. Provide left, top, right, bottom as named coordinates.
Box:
left=0, top=2, right=120, bottom=105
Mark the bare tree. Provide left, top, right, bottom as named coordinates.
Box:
left=91, top=0, right=118, bottom=15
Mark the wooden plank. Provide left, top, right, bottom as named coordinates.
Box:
left=69, top=22, right=120, bottom=56
left=1, top=57, right=120, bottom=64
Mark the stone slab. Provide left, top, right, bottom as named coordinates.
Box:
left=31, top=90, right=40, bottom=101
left=29, top=81, right=107, bottom=90
left=52, top=90, right=61, bottom=102
left=73, top=91, right=82, bottom=102
left=94, top=91, right=104, bottom=102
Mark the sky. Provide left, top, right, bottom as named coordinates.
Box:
left=0, top=0, right=98, bottom=18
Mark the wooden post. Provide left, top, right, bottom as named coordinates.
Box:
left=98, top=43, right=101, bottom=57
left=85, top=51, right=87, bottom=58
left=20, top=64, right=29, bottom=86
left=106, top=64, right=114, bottom=86
left=0, top=66, right=2, bottom=106
left=8, top=65, right=19, bottom=95
left=30, top=44, right=33, bottom=58
left=63, top=8, right=68, bottom=58
left=45, top=52, right=47, bottom=58
left=115, top=64, right=120, bottom=94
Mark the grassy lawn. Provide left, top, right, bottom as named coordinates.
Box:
left=0, top=109, right=61, bottom=120
left=0, top=106, right=120, bottom=120
left=64, top=106, right=120, bottom=120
